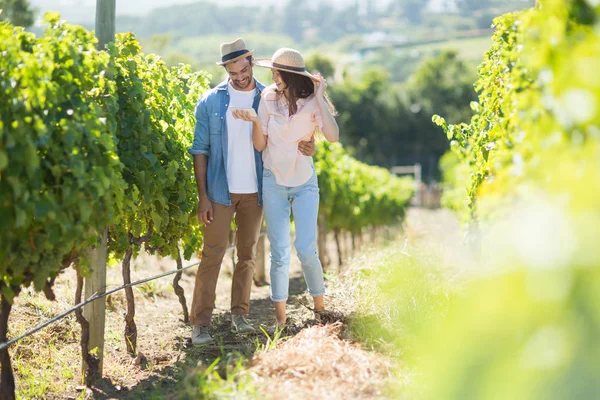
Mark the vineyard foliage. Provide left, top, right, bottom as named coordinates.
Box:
left=0, top=14, right=211, bottom=302
left=0, top=13, right=413, bottom=304
left=106, top=33, right=208, bottom=260
left=315, top=141, right=414, bottom=234
left=0, top=14, right=125, bottom=300
left=435, top=0, right=600, bottom=221
left=422, top=0, right=600, bottom=398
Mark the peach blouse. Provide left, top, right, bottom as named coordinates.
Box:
left=258, top=84, right=323, bottom=187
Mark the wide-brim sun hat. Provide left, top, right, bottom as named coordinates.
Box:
left=254, top=48, right=319, bottom=82
left=217, top=38, right=254, bottom=66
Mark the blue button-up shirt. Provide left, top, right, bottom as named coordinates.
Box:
left=188, top=79, right=266, bottom=206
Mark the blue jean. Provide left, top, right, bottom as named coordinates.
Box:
left=263, top=168, right=326, bottom=302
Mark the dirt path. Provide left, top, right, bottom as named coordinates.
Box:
left=89, top=239, right=321, bottom=399
left=9, top=208, right=462, bottom=399
left=9, top=227, right=353, bottom=398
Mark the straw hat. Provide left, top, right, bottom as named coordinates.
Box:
left=254, top=48, right=318, bottom=81
left=217, top=38, right=254, bottom=65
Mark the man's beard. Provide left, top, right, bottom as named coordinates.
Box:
left=233, top=75, right=252, bottom=90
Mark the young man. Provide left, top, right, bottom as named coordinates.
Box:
left=188, top=39, right=315, bottom=345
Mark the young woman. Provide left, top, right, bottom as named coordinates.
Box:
left=233, top=47, right=339, bottom=327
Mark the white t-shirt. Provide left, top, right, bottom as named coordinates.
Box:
left=226, top=83, right=258, bottom=194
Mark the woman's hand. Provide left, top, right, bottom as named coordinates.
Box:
left=313, top=73, right=327, bottom=99
left=313, top=73, right=339, bottom=143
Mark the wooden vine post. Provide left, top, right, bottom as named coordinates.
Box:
left=82, top=229, right=109, bottom=382
left=81, top=0, right=116, bottom=383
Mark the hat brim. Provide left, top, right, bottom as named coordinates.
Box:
left=216, top=50, right=254, bottom=66
left=254, top=58, right=319, bottom=82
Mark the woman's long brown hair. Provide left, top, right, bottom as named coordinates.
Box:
left=276, top=70, right=337, bottom=117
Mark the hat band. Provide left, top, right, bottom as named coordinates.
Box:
left=222, top=49, right=249, bottom=63
left=272, top=62, right=306, bottom=73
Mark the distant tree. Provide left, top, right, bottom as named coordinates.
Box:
left=147, top=33, right=173, bottom=54
left=281, top=0, right=308, bottom=43
left=407, top=50, right=476, bottom=125
left=329, top=68, right=420, bottom=167
left=143, top=34, right=198, bottom=70
left=115, top=1, right=373, bottom=46
left=305, top=54, right=335, bottom=80
left=327, top=51, right=476, bottom=179
left=303, top=2, right=367, bottom=44
left=332, top=3, right=364, bottom=37
left=456, top=0, right=491, bottom=16
left=388, top=0, right=424, bottom=25
left=0, top=0, right=34, bottom=27
left=402, top=50, right=477, bottom=177
left=366, top=0, right=377, bottom=17
left=328, top=69, right=388, bottom=162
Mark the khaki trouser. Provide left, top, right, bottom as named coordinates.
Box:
left=190, top=193, right=263, bottom=327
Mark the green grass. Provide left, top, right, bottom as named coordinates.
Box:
left=136, top=320, right=289, bottom=400
left=136, top=280, right=170, bottom=300
left=345, top=209, right=600, bottom=398
left=356, top=35, right=491, bottom=82
left=179, top=353, right=256, bottom=400
left=12, top=319, right=84, bottom=398
left=345, top=239, right=459, bottom=357
left=401, top=36, right=492, bottom=63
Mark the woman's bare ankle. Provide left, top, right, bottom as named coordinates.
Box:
left=313, top=295, right=325, bottom=312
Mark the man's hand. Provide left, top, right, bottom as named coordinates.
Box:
left=232, top=108, right=259, bottom=123
left=198, top=197, right=213, bottom=225
left=298, top=136, right=316, bottom=156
